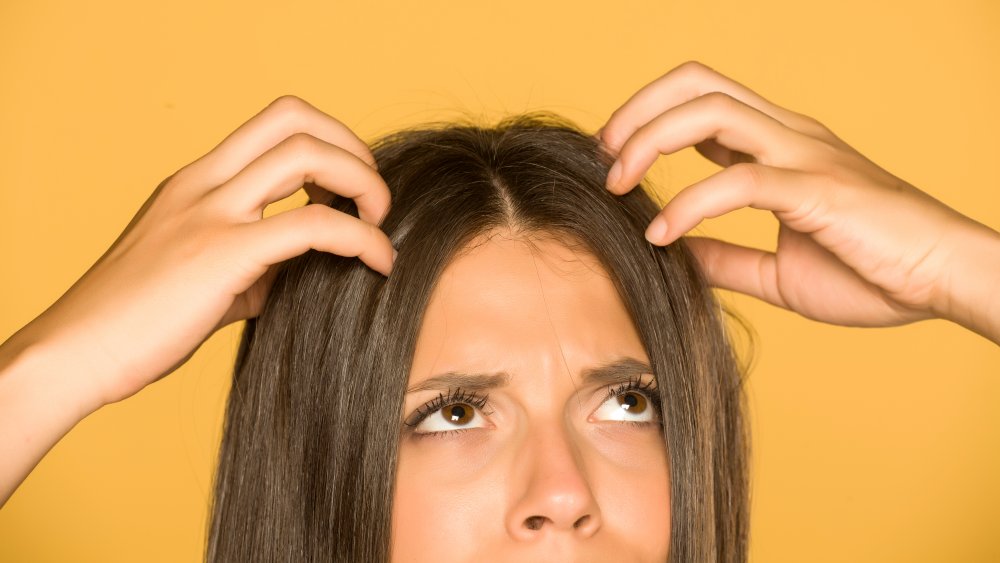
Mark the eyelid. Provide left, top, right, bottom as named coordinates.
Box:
left=412, top=403, right=491, bottom=435
left=589, top=375, right=662, bottom=423
left=601, top=374, right=658, bottom=403
left=402, top=388, right=492, bottom=430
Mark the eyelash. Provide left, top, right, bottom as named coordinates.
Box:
left=603, top=375, right=664, bottom=427
left=604, top=375, right=660, bottom=410
left=402, top=376, right=662, bottom=439
left=402, top=388, right=493, bottom=434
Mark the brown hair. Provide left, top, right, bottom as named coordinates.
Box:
left=205, top=112, right=751, bottom=562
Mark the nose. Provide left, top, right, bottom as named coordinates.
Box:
left=505, top=420, right=603, bottom=541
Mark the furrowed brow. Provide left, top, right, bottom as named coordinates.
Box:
left=406, top=372, right=511, bottom=394
left=580, top=356, right=655, bottom=386
left=405, top=356, right=653, bottom=394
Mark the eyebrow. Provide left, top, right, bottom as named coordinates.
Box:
left=405, top=356, right=654, bottom=394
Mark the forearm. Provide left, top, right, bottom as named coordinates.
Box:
left=0, top=330, right=106, bottom=507
left=936, top=220, right=1000, bottom=345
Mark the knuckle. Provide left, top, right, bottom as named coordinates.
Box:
left=300, top=204, right=340, bottom=240
left=799, top=112, right=826, bottom=131
left=304, top=202, right=332, bottom=226
left=266, top=95, right=312, bottom=131
left=154, top=170, right=184, bottom=196
left=796, top=112, right=835, bottom=138
left=283, top=130, right=319, bottom=149
left=795, top=133, right=845, bottom=173
left=280, top=132, right=321, bottom=164
left=148, top=168, right=202, bottom=212
left=267, top=94, right=309, bottom=115
left=193, top=190, right=239, bottom=224
left=702, top=90, right=738, bottom=110
left=162, top=160, right=205, bottom=191
left=678, top=60, right=711, bottom=77
left=606, top=107, right=623, bottom=126
left=731, top=162, right=764, bottom=193
left=168, top=163, right=212, bottom=193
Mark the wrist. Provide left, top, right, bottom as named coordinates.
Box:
left=933, top=220, right=1000, bottom=344
left=0, top=330, right=107, bottom=506
left=0, top=324, right=109, bottom=418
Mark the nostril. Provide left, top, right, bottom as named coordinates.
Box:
left=523, top=515, right=593, bottom=531
left=524, top=515, right=547, bottom=530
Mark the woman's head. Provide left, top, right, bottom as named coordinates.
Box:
left=206, top=113, right=750, bottom=562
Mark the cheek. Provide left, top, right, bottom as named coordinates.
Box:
left=391, top=436, right=505, bottom=560
left=588, top=425, right=672, bottom=556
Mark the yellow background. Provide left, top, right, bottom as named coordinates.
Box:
left=1, top=0, right=998, bottom=561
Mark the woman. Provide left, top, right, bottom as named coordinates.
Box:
left=204, top=110, right=748, bottom=562
left=0, top=61, right=997, bottom=562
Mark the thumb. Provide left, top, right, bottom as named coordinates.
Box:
left=216, top=261, right=285, bottom=330
left=683, top=236, right=788, bottom=310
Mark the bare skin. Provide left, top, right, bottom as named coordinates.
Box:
left=0, top=95, right=396, bottom=505
left=597, top=60, right=1000, bottom=340
left=0, top=59, right=997, bottom=552
left=392, top=233, right=670, bottom=562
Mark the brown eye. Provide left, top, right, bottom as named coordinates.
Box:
left=440, top=403, right=474, bottom=425
left=616, top=391, right=647, bottom=414
left=410, top=396, right=490, bottom=435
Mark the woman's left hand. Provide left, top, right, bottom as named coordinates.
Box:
left=594, top=60, right=1000, bottom=343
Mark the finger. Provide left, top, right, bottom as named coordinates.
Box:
left=597, top=60, right=838, bottom=156
left=608, top=92, right=824, bottom=194
left=206, top=132, right=392, bottom=227
left=644, top=163, right=820, bottom=246
left=683, top=235, right=788, bottom=310
left=236, top=203, right=395, bottom=277
left=177, top=95, right=379, bottom=193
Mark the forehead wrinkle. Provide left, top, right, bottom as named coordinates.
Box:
left=413, top=234, right=618, bottom=400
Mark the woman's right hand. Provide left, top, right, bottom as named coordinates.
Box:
left=6, top=95, right=396, bottom=408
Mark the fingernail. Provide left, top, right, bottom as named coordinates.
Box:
left=645, top=216, right=668, bottom=244
left=606, top=160, right=622, bottom=191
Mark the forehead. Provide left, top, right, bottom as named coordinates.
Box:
left=408, top=231, right=648, bottom=385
